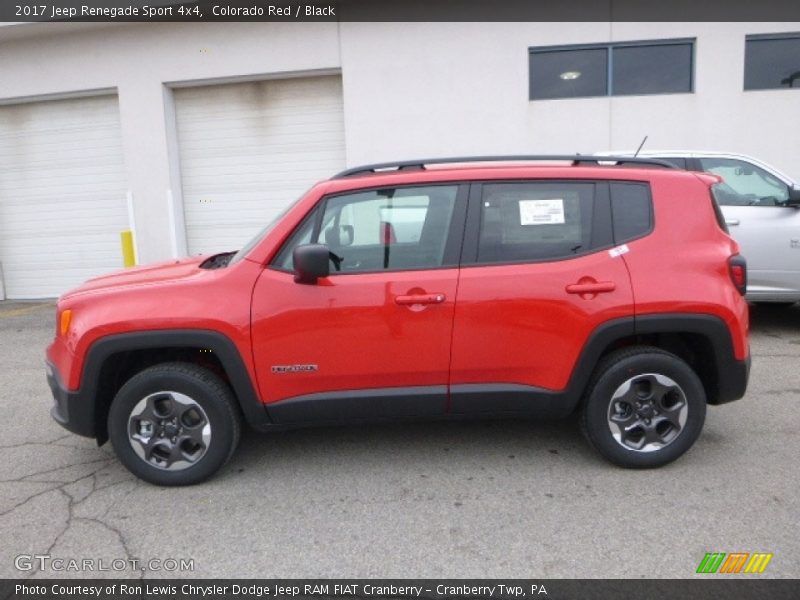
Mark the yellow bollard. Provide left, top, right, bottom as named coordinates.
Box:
left=121, top=230, right=136, bottom=268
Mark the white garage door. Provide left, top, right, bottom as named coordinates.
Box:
left=174, top=75, right=346, bottom=255
left=0, top=95, right=129, bottom=299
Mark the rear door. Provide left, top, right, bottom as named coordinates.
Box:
left=449, top=180, right=635, bottom=415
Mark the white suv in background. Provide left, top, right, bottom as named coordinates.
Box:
left=601, top=151, right=800, bottom=305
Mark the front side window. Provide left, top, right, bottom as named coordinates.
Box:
left=744, top=33, right=800, bottom=90
left=529, top=39, right=694, bottom=100
left=274, top=185, right=458, bottom=273
left=699, top=158, right=789, bottom=206
left=478, top=182, right=595, bottom=263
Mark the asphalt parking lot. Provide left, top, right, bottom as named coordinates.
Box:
left=0, top=300, right=798, bottom=579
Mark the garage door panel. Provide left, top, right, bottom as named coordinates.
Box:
left=180, top=170, right=334, bottom=189
left=0, top=95, right=128, bottom=299
left=175, top=75, right=346, bottom=256
left=178, top=144, right=346, bottom=166
left=178, top=117, right=347, bottom=139
left=2, top=175, right=127, bottom=195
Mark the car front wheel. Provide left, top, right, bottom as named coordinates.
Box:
left=108, top=363, right=241, bottom=485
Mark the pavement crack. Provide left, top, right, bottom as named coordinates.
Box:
left=7, top=464, right=140, bottom=579
left=2, top=457, right=113, bottom=483
left=77, top=516, right=142, bottom=579
left=76, top=482, right=143, bottom=582
left=0, top=434, right=76, bottom=450
left=0, top=484, right=62, bottom=517
left=27, top=488, right=74, bottom=579
left=0, top=460, right=113, bottom=516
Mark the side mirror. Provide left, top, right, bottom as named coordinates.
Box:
left=293, top=244, right=330, bottom=284
left=788, top=185, right=800, bottom=207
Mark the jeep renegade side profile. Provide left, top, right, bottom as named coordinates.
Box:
left=46, top=156, right=751, bottom=485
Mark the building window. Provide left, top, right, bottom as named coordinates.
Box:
left=529, top=39, right=694, bottom=100
left=744, top=33, right=800, bottom=90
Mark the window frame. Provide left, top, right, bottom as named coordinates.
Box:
left=268, top=182, right=469, bottom=276
left=744, top=32, right=800, bottom=91
left=528, top=37, right=696, bottom=100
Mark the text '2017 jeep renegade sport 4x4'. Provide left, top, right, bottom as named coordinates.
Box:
left=46, top=156, right=750, bottom=485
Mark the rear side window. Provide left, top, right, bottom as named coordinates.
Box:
left=477, top=182, right=596, bottom=263
left=610, top=183, right=653, bottom=243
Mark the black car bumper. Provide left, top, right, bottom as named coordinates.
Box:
left=46, top=361, right=96, bottom=438
left=713, top=354, right=751, bottom=405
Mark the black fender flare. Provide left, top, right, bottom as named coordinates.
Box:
left=565, top=313, right=747, bottom=407
left=79, top=330, right=271, bottom=441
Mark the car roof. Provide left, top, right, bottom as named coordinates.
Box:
left=597, top=150, right=796, bottom=184
left=331, top=155, right=677, bottom=178
left=318, top=160, right=705, bottom=196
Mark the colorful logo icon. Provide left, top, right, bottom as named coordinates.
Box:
left=696, top=552, right=773, bottom=574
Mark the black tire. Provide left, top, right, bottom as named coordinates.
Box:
left=580, top=347, right=706, bottom=468
left=108, top=362, right=241, bottom=486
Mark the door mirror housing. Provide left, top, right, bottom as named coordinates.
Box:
left=788, top=185, right=800, bottom=207
left=293, top=244, right=330, bottom=284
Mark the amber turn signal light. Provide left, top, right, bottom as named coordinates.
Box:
left=60, top=309, right=72, bottom=336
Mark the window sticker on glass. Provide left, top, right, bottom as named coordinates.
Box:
left=519, top=199, right=566, bottom=225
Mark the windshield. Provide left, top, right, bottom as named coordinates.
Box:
left=699, top=157, right=790, bottom=206
left=228, top=198, right=302, bottom=265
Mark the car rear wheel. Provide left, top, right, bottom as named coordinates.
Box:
left=581, top=347, right=706, bottom=468
left=108, top=363, right=241, bottom=485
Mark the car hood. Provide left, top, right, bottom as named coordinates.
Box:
left=61, top=256, right=209, bottom=299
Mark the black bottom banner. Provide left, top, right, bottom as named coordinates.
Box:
left=2, top=579, right=799, bottom=600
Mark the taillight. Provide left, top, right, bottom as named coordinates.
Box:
left=729, top=255, right=747, bottom=296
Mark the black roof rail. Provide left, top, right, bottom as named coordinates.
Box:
left=332, top=155, right=679, bottom=179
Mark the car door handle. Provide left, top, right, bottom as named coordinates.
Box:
left=395, top=293, right=446, bottom=305
left=725, top=219, right=740, bottom=226
left=565, top=281, right=616, bottom=294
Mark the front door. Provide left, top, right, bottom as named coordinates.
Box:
left=250, top=183, right=467, bottom=424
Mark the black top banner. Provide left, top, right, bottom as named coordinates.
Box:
left=3, top=0, right=800, bottom=23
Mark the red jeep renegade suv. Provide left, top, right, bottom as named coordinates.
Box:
left=46, top=156, right=750, bottom=485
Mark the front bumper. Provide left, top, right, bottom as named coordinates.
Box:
left=46, top=361, right=96, bottom=438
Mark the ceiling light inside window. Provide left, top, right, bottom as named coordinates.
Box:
left=560, top=71, right=581, bottom=80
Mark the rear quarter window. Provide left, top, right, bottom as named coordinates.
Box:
left=610, top=182, right=653, bottom=243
